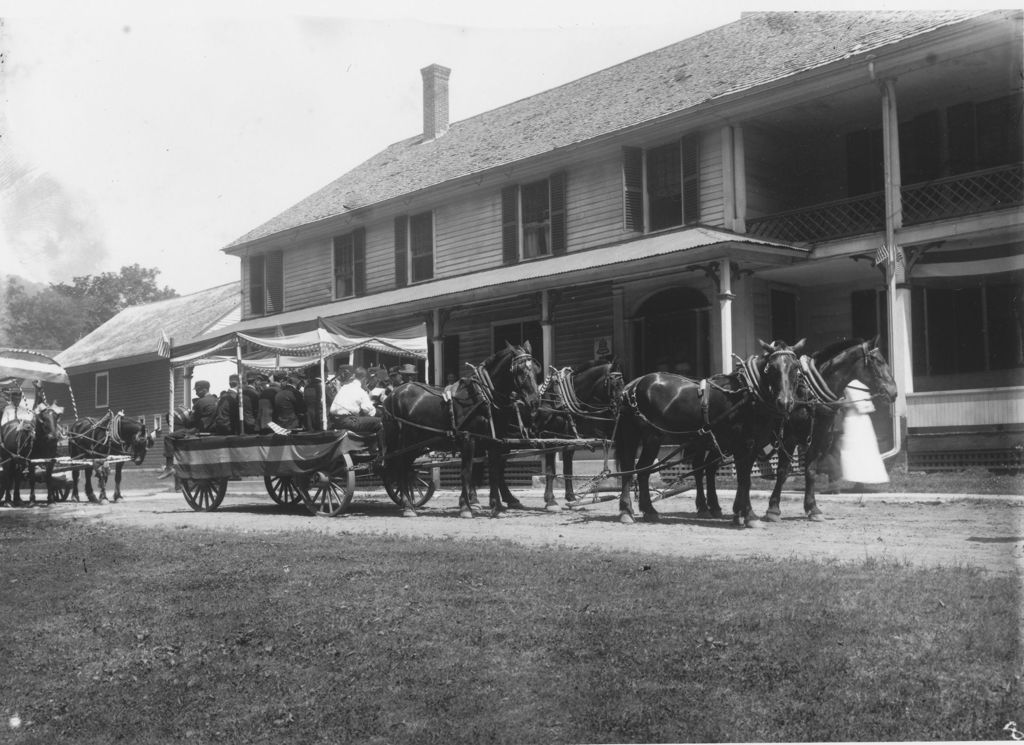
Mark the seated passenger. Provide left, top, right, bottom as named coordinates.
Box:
left=190, top=381, right=219, bottom=433
left=329, top=366, right=383, bottom=450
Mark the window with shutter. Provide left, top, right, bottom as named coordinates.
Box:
left=549, top=171, right=567, bottom=255
left=394, top=216, right=408, bottom=288
left=333, top=233, right=355, bottom=299
left=248, top=254, right=265, bottom=316
left=681, top=135, right=701, bottom=225
left=501, top=172, right=567, bottom=263
left=409, top=211, right=434, bottom=283
left=265, top=250, right=284, bottom=313
left=647, top=142, right=682, bottom=231
left=501, top=185, right=519, bottom=265
left=622, top=146, right=644, bottom=232
left=353, top=227, right=366, bottom=297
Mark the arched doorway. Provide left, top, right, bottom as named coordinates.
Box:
left=631, top=288, right=711, bottom=377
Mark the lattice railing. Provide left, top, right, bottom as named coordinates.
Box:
left=747, top=163, right=1023, bottom=244
left=903, top=163, right=1024, bottom=225
left=748, top=192, right=885, bottom=243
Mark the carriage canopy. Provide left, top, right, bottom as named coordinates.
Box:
left=0, top=348, right=70, bottom=386
left=168, top=317, right=426, bottom=371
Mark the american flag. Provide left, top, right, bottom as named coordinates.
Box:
left=157, top=329, right=171, bottom=358
left=874, top=243, right=905, bottom=269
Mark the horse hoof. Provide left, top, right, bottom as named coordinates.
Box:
left=763, top=511, right=782, bottom=523
left=712, top=509, right=724, bottom=519
left=545, top=503, right=563, bottom=513
left=807, top=510, right=826, bottom=522
left=618, top=512, right=635, bottom=524
left=402, top=509, right=418, bottom=518
left=459, top=509, right=474, bottom=519
left=491, top=510, right=508, bottom=519
left=697, top=509, right=714, bottom=519
left=642, top=511, right=660, bottom=523
left=505, top=500, right=526, bottom=510
left=745, top=515, right=766, bottom=530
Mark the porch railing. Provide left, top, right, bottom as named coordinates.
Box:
left=747, top=162, right=1023, bottom=244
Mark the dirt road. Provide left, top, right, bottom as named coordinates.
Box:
left=20, top=483, right=1023, bottom=576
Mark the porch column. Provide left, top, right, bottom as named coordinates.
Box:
left=612, top=286, right=626, bottom=367
left=431, top=309, right=444, bottom=386
left=541, top=290, right=554, bottom=370
left=717, top=259, right=734, bottom=374
left=881, top=78, right=911, bottom=457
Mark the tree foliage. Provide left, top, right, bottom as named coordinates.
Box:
left=3, top=265, right=178, bottom=350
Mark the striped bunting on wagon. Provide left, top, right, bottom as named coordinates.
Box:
left=170, top=431, right=362, bottom=481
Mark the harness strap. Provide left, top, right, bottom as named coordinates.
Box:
left=800, top=356, right=839, bottom=403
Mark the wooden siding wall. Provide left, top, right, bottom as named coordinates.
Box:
left=434, top=191, right=503, bottom=276
left=908, top=386, right=1024, bottom=428
left=285, top=239, right=332, bottom=310
left=238, top=131, right=730, bottom=322
left=444, top=295, right=541, bottom=368
left=68, top=360, right=172, bottom=423
left=551, top=282, right=614, bottom=366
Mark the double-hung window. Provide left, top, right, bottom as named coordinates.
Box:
left=95, top=371, right=109, bottom=409
left=501, top=172, right=567, bottom=265
left=248, top=250, right=284, bottom=316
left=333, top=228, right=366, bottom=299
left=622, top=135, right=700, bottom=233
left=394, top=211, right=434, bottom=286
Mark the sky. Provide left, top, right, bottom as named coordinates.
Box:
left=0, top=0, right=957, bottom=296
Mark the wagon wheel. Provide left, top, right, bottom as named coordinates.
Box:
left=181, top=478, right=228, bottom=511
left=302, top=454, right=356, bottom=517
left=382, top=466, right=436, bottom=508
left=264, top=474, right=310, bottom=506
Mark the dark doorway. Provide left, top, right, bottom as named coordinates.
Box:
left=631, top=288, right=711, bottom=378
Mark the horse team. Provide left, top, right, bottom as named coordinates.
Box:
left=381, top=335, right=897, bottom=528
left=0, top=335, right=897, bottom=528
left=0, top=406, right=154, bottom=507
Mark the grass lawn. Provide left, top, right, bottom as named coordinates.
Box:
left=1, top=515, right=1020, bottom=744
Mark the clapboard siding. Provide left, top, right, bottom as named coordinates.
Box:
left=566, top=157, right=631, bottom=249
left=68, top=361, right=170, bottom=421
left=435, top=191, right=503, bottom=276
left=551, top=282, right=614, bottom=366
left=908, top=387, right=1024, bottom=428
left=284, top=240, right=332, bottom=310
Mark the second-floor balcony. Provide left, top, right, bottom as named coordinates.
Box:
left=747, top=163, right=1023, bottom=245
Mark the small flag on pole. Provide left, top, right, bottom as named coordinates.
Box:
left=874, top=243, right=905, bottom=270
left=157, top=330, right=171, bottom=358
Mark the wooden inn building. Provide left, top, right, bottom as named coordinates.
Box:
left=209, top=10, right=1023, bottom=471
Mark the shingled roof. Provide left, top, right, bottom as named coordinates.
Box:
left=56, top=282, right=240, bottom=369
left=226, top=10, right=986, bottom=250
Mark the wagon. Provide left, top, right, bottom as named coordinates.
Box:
left=169, top=428, right=439, bottom=517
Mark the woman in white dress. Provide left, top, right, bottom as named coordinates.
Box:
left=838, top=379, right=889, bottom=484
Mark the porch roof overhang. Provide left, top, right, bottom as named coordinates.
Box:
left=206, top=227, right=807, bottom=339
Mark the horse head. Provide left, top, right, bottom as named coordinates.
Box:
left=35, top=403, right=63, bottom=444
left=573, top=358, right=624, bottom=410
left=488, top=341, right=542, bottom=417
left=757, top=338, right=806, bottom=414
left=123, top=416, right=152, bottom=465
left=859, top=337, right=898, bottom=403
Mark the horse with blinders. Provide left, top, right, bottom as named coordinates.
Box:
left=614, top=339, right=805, bottom=527
left=68, top=410, right=155, bottom=502
left=534, top=358, right=624, bottom=511
left=0, top=403, right=63, bottom=505
left=381, top=341, right=541, bottom=518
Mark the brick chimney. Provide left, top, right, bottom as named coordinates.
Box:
left=420, top=64, right=451, bottom=141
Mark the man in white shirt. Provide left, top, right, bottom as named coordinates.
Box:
left=0, top=388, right=34, bottom=426
left=329, top=367, right=383, bottom=448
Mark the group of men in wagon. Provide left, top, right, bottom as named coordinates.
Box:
left=157, top=362, right=420, bottom=479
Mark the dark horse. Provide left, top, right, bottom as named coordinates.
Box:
left=761, top=336, right=898, bottom=521
left=614, top=340, right=805, bottom=527
left=534, top=358, right=624, bottom=511
left=0, top=404, right=63, bottom=505
left=68, top=410, right=155, bottom=503
left=381, top=341, right=541, bottom=518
